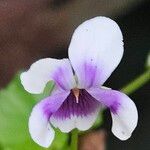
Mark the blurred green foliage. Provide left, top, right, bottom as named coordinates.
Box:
left=0, top=74, right=68, bottom=150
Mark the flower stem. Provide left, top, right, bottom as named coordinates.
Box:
left=71, top=129, right=78, bottom=150
left=121, top=69, right=150, bottom=95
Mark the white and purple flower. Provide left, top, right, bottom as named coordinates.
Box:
left=20, top=17, right=138, bottom=148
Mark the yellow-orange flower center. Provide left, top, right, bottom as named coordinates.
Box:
left=72, top=88, right=80, bottom=103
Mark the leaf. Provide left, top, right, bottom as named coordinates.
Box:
left=0, top=73, right=68, bottom=150
left=92, top=111, right=104, bottom=129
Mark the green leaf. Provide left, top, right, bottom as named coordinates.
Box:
left=92, top=111, right=104, bottom=129
left=0, top=73, right=68, bottom=150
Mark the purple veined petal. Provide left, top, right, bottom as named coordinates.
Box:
left=68, top=17, right=124, bottom=89
left=29, top=89, right=70, bottom=148
left=20, top=58, right=76, bottom=94
left=50, top=89, right=102, bottom=132
left=87, top=87, right=138, bottom=140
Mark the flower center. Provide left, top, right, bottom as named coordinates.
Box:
left=51, top=89, right=101, bottom=120
left=72, top=88, right=80, bottom=103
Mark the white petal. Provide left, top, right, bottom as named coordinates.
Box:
left=146, top=52, right=150, bottom=68
left=88, top=87, right=138, bottom=140
left=76, top=110, right=100, bottom=131
left=50, top=109, right=100, bottom=133
left=69, top=16, right=123, bottom=88
left=111, top=94, right=138, bottom=140
left=29, top=89, right=70, bottom=147
left=29, top=104, right=55, bottom=148
left=50, top=115, right=75, bottom=133
left=21, top=58, right=76, bottom=94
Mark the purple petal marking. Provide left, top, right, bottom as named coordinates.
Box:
left=37, top=90, right=70, bottom=120
left=87, top=88, right=121, bottom=114
left=51, top=89, right=101, bottom=120
left=52, top=67, right=68, bottom=90
left=84, top=62, right=97, bottom=88
left=76, top=62, right=103, bottom=89
left=109, top=100, right=121, bottom=114
left=51, top=60, right=75, bottom=90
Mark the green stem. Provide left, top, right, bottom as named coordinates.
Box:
left=121, top=69, right=150, bottom=95
left=71, top=129, right=78, bottom=150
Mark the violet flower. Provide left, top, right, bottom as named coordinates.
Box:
left=21, top=17, right=138, bottom=148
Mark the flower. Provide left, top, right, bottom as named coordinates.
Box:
left=146, top=51, right=150, bottom=68
left=20, top=16, right=138, bottom=148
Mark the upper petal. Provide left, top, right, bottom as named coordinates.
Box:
left=21, top=58, right=76, bottom=94
left=69, top=17, right=123, bottom=88
left=29, top=89, right=70, bottom=147
left=87, top=88, right=138, bottom=140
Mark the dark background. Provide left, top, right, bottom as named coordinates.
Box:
left=0, top=0, right=149, bottom=149
left=104, top=1, right=150, bottom=149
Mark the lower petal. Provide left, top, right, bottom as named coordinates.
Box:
left=29, top=89, right=70, bottom=147
left=50, top=110, right=99, bottom=133
left=87, top=88, right=138, bottom=140
left=50, top=90, right=101, bottom=132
